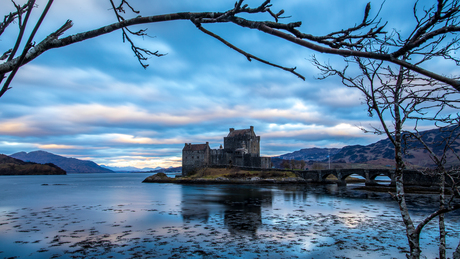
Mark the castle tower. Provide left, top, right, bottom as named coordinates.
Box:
left=223, top=126, right=260, bottom=156
left=182, top=142, right=210, bottom=176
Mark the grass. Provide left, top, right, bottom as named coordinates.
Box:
left=185, top=167, right=297, bottom=179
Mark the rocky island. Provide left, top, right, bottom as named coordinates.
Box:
left=142, top=167, right=307, bottom=184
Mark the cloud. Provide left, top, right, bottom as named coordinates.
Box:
left=14, top=65, right=113, bottom=90
left=37, top=144, right=81, bottom=150
left=314, top=87, right=363, bottom=108
left=1, top=0, right=435, bottom=169
left=264, top=123, right=370, bottom=140
left=98, top=133, right=185, bottom=145
left=0, top=121, right=36, bottom=135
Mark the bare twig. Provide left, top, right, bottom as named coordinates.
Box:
left=0, top=0, right=31, bottom=36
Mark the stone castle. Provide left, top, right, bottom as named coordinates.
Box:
left=182, top=126, right=271, bottom=176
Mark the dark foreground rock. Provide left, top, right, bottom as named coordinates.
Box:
left=0, top=154, right=66, bottom=175
left=142, top=173, right=307, bottom=184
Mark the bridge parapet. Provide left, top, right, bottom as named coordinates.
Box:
left=295, top=169, right=439, bottom=187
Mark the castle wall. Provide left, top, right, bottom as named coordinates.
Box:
left=208, top=152, right=269, bottom=169
left=210, top=149, right=227, bottom=165
left=251, top=136, right=260, bottom=155
left=261, top=157, right=271, bottom=169
left=182, top=144, right=210, bottom=176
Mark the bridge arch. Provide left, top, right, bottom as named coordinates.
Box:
left=374, top=174, right=392, bottom=186
left=295, top=168, right=441, bottom=187
left=367, top=169, right=394, bottom=186
left=318, top=170, right=346, bottom=186
left=345, top=173, right=365, bottom=183
left=340, top=170, right=366, bottom=180
left=320, top=171, right=338, bottom=181
left=337, top=169, right=366, bottom=186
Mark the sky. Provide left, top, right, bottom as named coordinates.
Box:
left=0, top=0, right=453, bottom=169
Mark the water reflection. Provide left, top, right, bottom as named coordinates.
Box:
left=179, top=184, right=379, bottom=237
left=282, top=186, right=309, bottom=203
left=180, top=183, right=450, bottom=240
left=181, top=185, right=275, bottom=235
left=1, top=175, right=459, bottom=259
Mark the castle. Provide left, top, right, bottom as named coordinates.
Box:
left=182, top=126, right=272, bottom=176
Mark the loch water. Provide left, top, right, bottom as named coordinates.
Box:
left=0, top=173, right=459, bottom=258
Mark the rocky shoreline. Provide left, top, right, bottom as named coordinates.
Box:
left=142, top=173, right=442, bottom=194
left=142, top=174, right=308, bottom=184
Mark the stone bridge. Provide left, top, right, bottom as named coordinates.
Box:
left=295, top=169, right=440, bottom=187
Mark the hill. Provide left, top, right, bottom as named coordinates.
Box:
left=0, top=154, right=66, bottom=175
left=100, top=165, right=161, bottom=172
left=278, top=147, right=341, bottom=161
left=330, top=127, right=460, bottom=168
left=274, top=127, right=460, bottom=169
left=10, top=151, right=114, bottom=174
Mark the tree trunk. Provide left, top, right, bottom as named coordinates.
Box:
left=394, top=143, right=421, bottom=259
left=393, top=67, right=421, bottom=259
left=439, top=172, right=446, bottom=259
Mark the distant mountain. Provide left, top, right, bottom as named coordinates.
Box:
left=330, top=141, right=394, bottom=163
left=271, top=147, right=340, bottom=168
left=275, top=127, right=460, bottom=168
left=330, top=127, right=460, bottom=168
left=10, top=151, right=114, bottom=174
left=100, top=165, right=161, bottom=172
left=279, top=147, right=341, bottom=161
left=0, top=154, right=66, bottom=175
left=148, top=167, right=182, bottom=173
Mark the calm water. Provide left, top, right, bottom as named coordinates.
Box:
left=0, top=173, right=459, bottom=258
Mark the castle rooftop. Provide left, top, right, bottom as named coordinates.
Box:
left=227, top=126, right=254, bottom=137
left=182, top=143, right=209, bottom=151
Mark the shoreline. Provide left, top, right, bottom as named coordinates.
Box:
left=142, top=172, right=366, bottom=186
left=142, top=176, right=309, bottom=184
left=142, top=173, right=443, bottom=194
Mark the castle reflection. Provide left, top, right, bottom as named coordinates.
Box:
left=179, top=185, right=326, bottom=236
left=180, top=185, right=273, bottom=236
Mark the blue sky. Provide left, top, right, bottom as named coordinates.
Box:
left=0, top=0, right=444, bottom=168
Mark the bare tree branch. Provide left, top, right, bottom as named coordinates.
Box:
left=0, top=0, right=54, bottom=98
left=0, top=0, right=31, bottom=36
left=108, top=0, right=164, bottom=68
left=0, top=0, right=36, bottom=90
left=193, top=20, right=305, bottom=80
left=2, top=0, right=460, bottom=93
left=415, top=204, right=460, bottom=234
